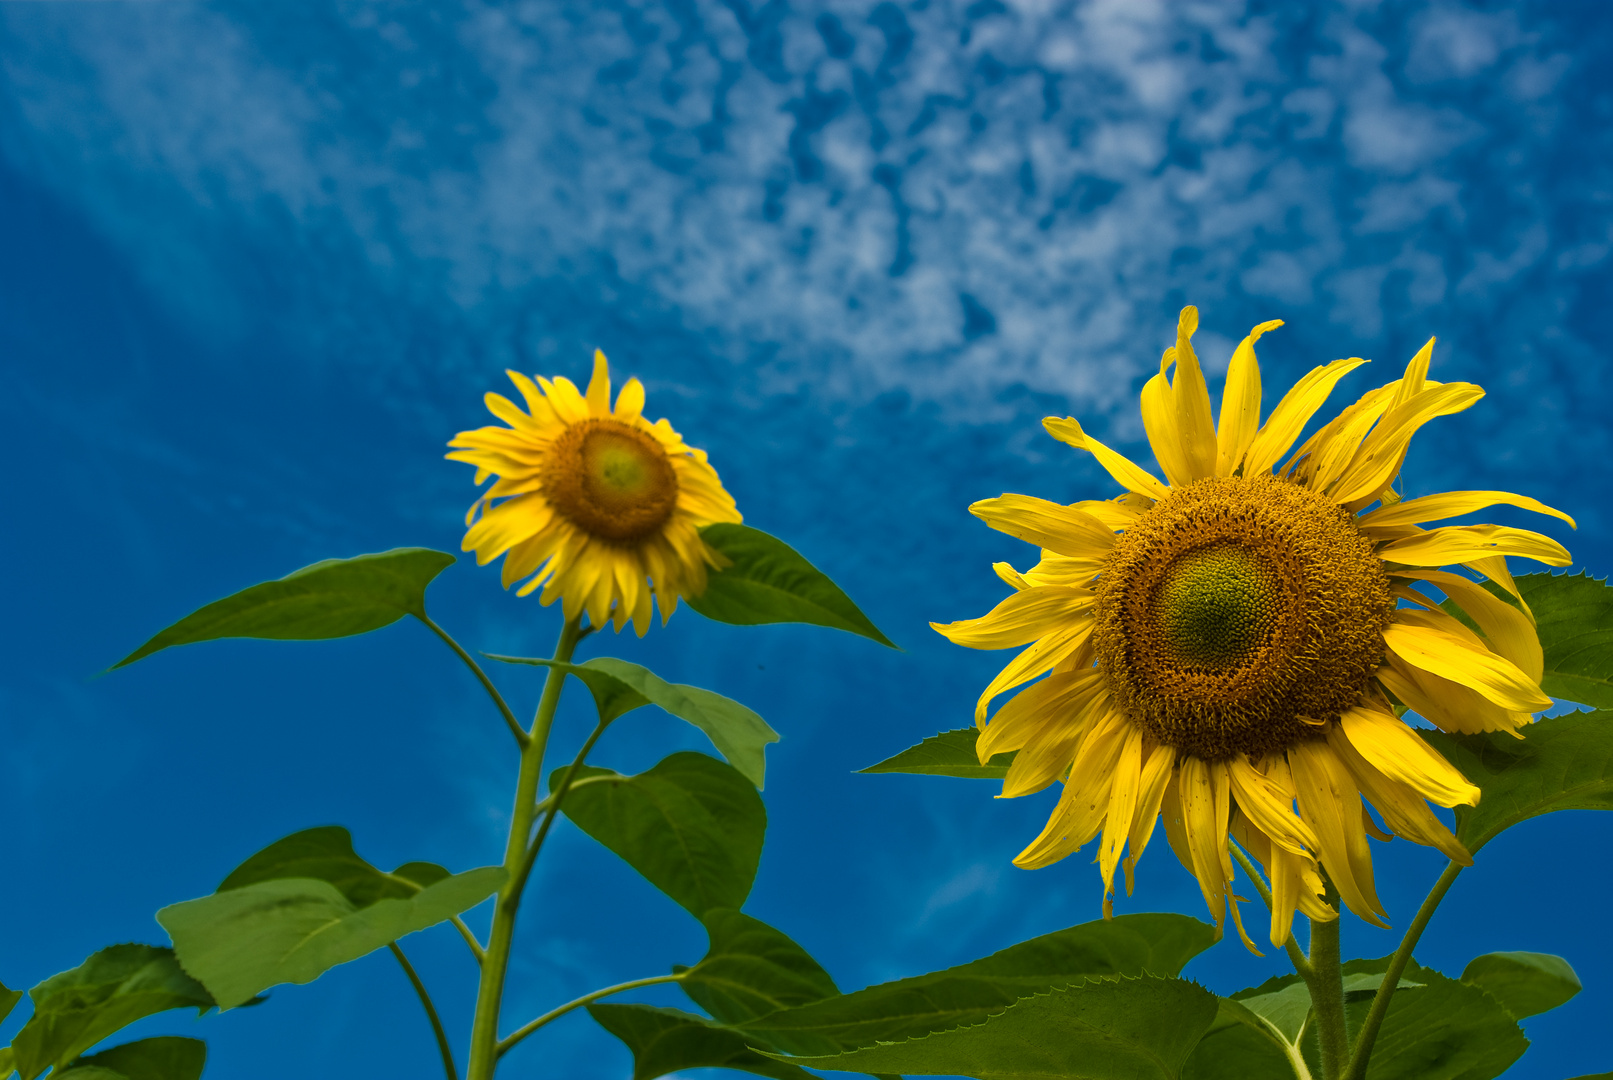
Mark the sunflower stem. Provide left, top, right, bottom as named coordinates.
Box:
left=1342, top=860, right=1463, bottom=1080
left=1306, top=905, right=1348, bottom=1080
left=464, top=616, right=585, bottom=1080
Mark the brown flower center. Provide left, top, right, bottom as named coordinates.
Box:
left=1092, top=475, right=1394, bottom=759
left=541, top=418, right=679, bottom=543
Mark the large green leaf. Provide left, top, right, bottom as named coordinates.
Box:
left=0, top=976, right=20, bottom=1025
left=1460, top=952, right=1581, bottom=1020
left=589, top=1004, right=818, bottom=1080
left=490, top=655, right=779, bottom=787
left=859, top=727, right=1016, bottom=779
left=10, top=946, right=214, bottom=1080
left=679, top=909, right=839, bottom=1024
left=558, top=752, right=766, bottom=919
left=1517, top=572, right=1613, bottom=708
left=761, top=975, right=1217, bottom=1080
left=158, top=827, right=505, bottom=1008
left=737, top=913, right=1214, bottom=1055
left=55, top=1037, right=206, bottom=1080
left=688, top=523, right=896, bottom=648
left=1341, top=958, right=1526, bottom=1080
left=1425, top=710, right=1613, bottom=854
left=114, top=549, right=456, bottom=668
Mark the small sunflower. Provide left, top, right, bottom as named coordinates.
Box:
left=448, top=350, right=741, bottom=635
left=934, top=306, right=1574, bottom=950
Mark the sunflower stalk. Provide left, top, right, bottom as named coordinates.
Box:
left=1305, top=905, right=1349, bottom=1080
left=465, top=615, right=586, bottom=1080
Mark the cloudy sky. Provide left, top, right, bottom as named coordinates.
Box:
left=2, top=2, right=1608, bottom=1078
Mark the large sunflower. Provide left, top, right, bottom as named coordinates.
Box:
left=934, top=306, right=1574, bottom=950
left=448, top=350, right=741, bottom=635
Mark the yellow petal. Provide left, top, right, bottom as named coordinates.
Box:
left=1178, top=758, right=1258, bottom=953
left=1171, top=306, right=1217, bottom=482
left=1330, top=383, right=1486, bottom=504
left=615, top=376, right=646, bottom=418
left=586, top=349, right=613, bottom=416
left=1022, top=553, right=1105, bottom=588
left=998, top=688, right=1101, bottom=799
left=1011, top=710, right=1128, bottom=869
left=1392, top=337, right=1434, bottom=409
left=1289, top=384, right=1396, bottom=492
left=1362, top=490, right=1576, bottom=531
left=1269, top=846, right=1330, bottom=948
left=930, top=586, right=1094, bottom=650
left=993, top=562, right=1030, bottom=591
left=1390, top=568, right=1542, bottom=682
left=1042, top=417, right=1171, bottom=501
left=1375, top=655, right=1529, bottom=735
left=1338, top=704, right=1479, bottom=807
left=1379, top=524, right=1572, bottom=568
left=1383, top=614, right=1552, bottom=712
left=1098, top=726, right=1147, bottom=899
left=969, top=494, right=1118, bottom=558
left=1242, top=357, right=1369, bottom=477
left=1226, top=756, right=1318, bottom=857
left=483, top=391, right=541, bottom=431
left=541, top=375, right=591, bottom=424
left=978, top=668, right=1103, bottom=760
left=506, top=370, right=559, bottom=425
left=1215, top=319, right=1282, bottom=477
left=1140, top=366, right=1193, bottom=489
left=1070, top=497, right=1145, bottom=530
left=1326, top=724, right=1472, bottom=866
left=969, top=621, right=1094, bottom=725
left=1287, top=741, right=1389, bottom=926
left=1123, top=743, right=1175, bottom=895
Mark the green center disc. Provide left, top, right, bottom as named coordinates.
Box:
left=1154, top=543, right=1280, bottom=669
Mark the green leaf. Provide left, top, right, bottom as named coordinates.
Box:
left=1461, top=952, right=1581, bottom=1020
left=55, top=1037, right=207, bottom=1080
left=761, top=974, right=1217, bottom=1079
left=1340, top=957, right=1526, bottom=1080
left=10, top=945, right=213, bottom=1080
left=558, top=752, right=766, bottom=919
left=859, top=727, right=1017, bottom=779
left=1425, top=710, right=1613, bottom=854
left=0, top=976, right=21, bottom=1025
left=736, top=912, right=1215, bottom=1055
left=589, top=1003, right=819, bottom=1080
left=688, top=523, right=896, bottom=648
left=158, top=827, right=505, bottom=1008
left=488, top=655, right=779, bottom=788
left=114, top=549, right=456, bottom=668
left=679, top=909, right=839, bottom=1024
left=1517, top=572, right=1613, bottom=708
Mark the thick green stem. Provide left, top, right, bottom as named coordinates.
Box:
left=496, top=973, right=685, bottom=1058
left=1307, top=909, right=1348, bottom=1080
left=418, top=612, right=528, bottom=748
left=1343, top=860, right=1463, bottom=1080
left=390, top=942, right=459, bottom=1080
left=464, top=617, right=585, bottom=1080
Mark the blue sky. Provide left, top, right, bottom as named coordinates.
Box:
left=2, top=2, right=1609, bottom=1078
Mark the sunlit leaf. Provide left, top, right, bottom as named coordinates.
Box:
left=1518, top=572, right=1613, bottom=708
left=679, top=909, right=839, bottom=1024
left=1339, top=958, right=1526, bottom=1080
left=0, top=976, right=20, bottom=1025
left=589, top=1004, right=817, bottom=1080
left=736, top=913, right=1214, bottom=1055
left=760, top=975, right=1217, bottom=1080
left=689, top=524, right=896, bottom=648
left=859, top=727, right=1016, bottom=779
left=55, top=1037, right=206, bottom=1080
left=10, top=946, right=213, bottom=1080
left=114, top=548, right=456, bottom=668
left=490, top=655, right=779, bottom=787
left=558, top=752, right=766, bottom=919
left=158, top=826, right=504, bottom=1008
left=1461, top=952, right=1581, bottom=1020
left=1425, top=710, right=1613, bottom=853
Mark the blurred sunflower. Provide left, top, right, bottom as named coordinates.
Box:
left=448, top=350, right=741, bottom=635
left=933, top=306, right=1573, bottom=950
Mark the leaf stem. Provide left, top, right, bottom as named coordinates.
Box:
left=1342, top=860, right=1463, bottom=1080
left=496, top=973, right=685, bottom=1058
left=1306, top=900, right=1348, bottom=1080
left=452, top=915, right=486, bottom=965
left=464, top=616, right=585, bottom=1080
left=1228, top=841, right=1312, bottom=977
left=417, top=612, right=528, bottom=749
left=390, top=942, right=459, bottom=1080
left=518, top=716, right=613, bottom=885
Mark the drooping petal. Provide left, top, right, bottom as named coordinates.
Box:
left=1097, top=725, right=1148, bottom=906
left=1241, top=357, right=1370, bottom=476
left=1375, top=656, right=1530, bottom=735
left=1288, top=741, right=1389, bottom=927
left=1043, top=417, right=1172, bottom=501
left=1390, top=568, right=1543, bottom=682
left=1226, top=755, right=1318, bottom=856
left=930, top=586, right=1095, bottom=650
left=1326, top=724, right=1472, bottom=866
left=1338, top=704, right=1479, bottom=807
left=1011, top=709, right=1129, bottom=869
left=969, top=495, right=1118, bottom=558
left=1383, top=614, right=1553, bottom=712
left=1361, top=490, right=1576, bottom=532
left=1178, top=758, right=1258, bottom=952
left=1123, top=743, right=1175, bottom=895
left=1215, top=319, right=1282, bottom=477
left=1378, top=524, right=1572, bottom=568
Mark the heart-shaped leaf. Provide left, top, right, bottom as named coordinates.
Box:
left=1339, top=958, right=1526, bottom=1080
left=158, top=826, right=504, bottom=1008
left=1461, top=952, right=1581, bottom=1020
left=689, top=524, right=896, bottom=647
left=558, top=752, right=766, bottom=919
left=589, top=1004, right=817, bottom=1080
left=678, top=909, right=839, bottom=1024
left=114, top=548, right=456, bottom=668
left=491, top=655, right=779, bottom=787
left=10, top=946, right=214, bottom=1080
left=54, top=1037, right=206, bottom=1080
left=1517, top=572, right=1613, bottom=708
left=859, top=727, right=1016, bottom=779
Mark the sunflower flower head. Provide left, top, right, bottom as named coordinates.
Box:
left=448, top=350, right=741, bottom=635
left=934, top=306, right=1575, bottom=952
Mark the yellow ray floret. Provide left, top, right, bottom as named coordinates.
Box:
left=448, top=350, right=741, bottom=635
